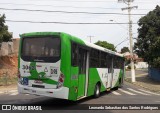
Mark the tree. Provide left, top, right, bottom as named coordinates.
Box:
left=94, top=40, right=116, bottom=51
left=0, top=14, right=12, bottom=43
left=134, top=5, right=160, bottom=68
left=121, top=47, right=130, bottom=53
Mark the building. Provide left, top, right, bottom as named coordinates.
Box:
left=123, top=52, right=148, bottom=69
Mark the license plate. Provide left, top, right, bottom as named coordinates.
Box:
left=32, top=90, right=36, bottom=93
left=34, top=80, right=43, bottom=84
left=23, top=77, right=28, bottom=85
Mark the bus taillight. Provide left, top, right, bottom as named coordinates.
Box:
left=57, top=73, right=64, bottom=88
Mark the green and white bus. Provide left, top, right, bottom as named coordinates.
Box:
left=18, top=32, right=125, bottom=101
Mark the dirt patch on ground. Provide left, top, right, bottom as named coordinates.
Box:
left=0, top=55, right=18, bottom=77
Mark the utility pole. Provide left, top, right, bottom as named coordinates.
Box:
left=118, top=0, right=137, bottom=82
left=87, top=36, right=94, bottom=43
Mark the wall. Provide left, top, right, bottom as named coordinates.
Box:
left=12, top=38, right=20, bottom=56
left=135, top=62, right=148, bottom=69
left=149, top=68, right=160, bottom=82
left=0, top=38, right=20, bottom=56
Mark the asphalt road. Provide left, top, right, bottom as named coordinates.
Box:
left=0, top=69, right=159, bottom=113
left=0, top=82, right=159, bottom=104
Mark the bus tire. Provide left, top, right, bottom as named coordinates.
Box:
left=118, top=78, right=123, bottom=88
left=94, top=83, right=100, bottom=98
left=113, top=86, right=118, bottom=90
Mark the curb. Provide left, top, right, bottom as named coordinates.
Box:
left=125, top=78, right=160, bottom=94
left=136, top=73, right=148, bottom=76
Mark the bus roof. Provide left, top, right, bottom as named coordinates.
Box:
left=20, top=32, right=124, bottom=58
left=84, top=41, right=124, bottom=57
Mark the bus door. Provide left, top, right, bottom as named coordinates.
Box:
left=111, top=56, right=115, bottom=88
left=111, top=56, right=119, bottom=88
left=107, top=55, right=113, bottom=88
left=78, top=47, right=89, bottom=98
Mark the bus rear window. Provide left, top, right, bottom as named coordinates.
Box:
left=21, top=37, right=60, bottom=62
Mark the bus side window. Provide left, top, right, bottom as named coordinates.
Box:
left=113, top=56, right=117, bottom=69
left=78, top=48, right=87, bottom=74
left=89, top=49, right=100, bottom=68
left=108, top=55, right=112, bottom=73
left=71, top=42, right=78, bottom=66
left=117, top=57, right=122, bottom=69
left=120, top=58, right=125, bottom=69
left=100, top=52, right=107, bottom=68
left=113, top=56, right=122, bottom=69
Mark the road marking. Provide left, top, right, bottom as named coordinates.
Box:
left=119, top=89, right=136, bottom=95
left=10, top=92, right=18, bottom=96
left=112, top=91, right=121, bottom=95
left=138, top=89, right=160, bottom=96
left=127, top=88, right=150, bottom=95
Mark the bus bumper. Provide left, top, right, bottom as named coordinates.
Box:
left=18, top=83, right=69, bottom=99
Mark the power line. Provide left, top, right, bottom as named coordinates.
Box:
left=28, top=0, right=117, bottom=3
left=110, top=20, right=128, bottom=31
left=29, top=0, right=160, bottom=3
left=0, top=8, right=146, bottom=15
left=115, top=37, right=129, bottom=48
left=0, top=3, right=123, bottom=10
left=6, top=19, right=138, bottom=24
left=0, top=2, right=152, bottom=11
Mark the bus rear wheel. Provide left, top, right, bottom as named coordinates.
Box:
left=118, top=78, right=123, bottom=88
left=94, top=83, right=100, bottom=98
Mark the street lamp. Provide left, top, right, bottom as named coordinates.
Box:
left=87, top=36, right=94, bottom=43
left=109, top=20, right=128, bottom=31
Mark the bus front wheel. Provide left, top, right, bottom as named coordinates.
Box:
left=94, top=83, right=100, bottom=98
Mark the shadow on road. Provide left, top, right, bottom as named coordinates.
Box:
left=26, top=91, right=111, bottom=110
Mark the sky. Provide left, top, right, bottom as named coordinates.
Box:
left=0, top=0, right=159, bottom=51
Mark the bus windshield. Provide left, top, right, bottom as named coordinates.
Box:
left=21, top=36, right=60, bottom=62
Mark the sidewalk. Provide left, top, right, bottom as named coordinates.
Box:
left=125, top=72, right=160, bottom=93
